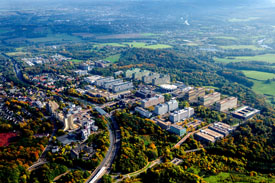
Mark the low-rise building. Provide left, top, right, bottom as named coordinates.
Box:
left=135, top=89, right=155, bottom=99
left=95, top=77, right=114, bottom=87
left=208, top=122, right=233, bottom=137
left=231, top=106, right=260, bottom=120
left=156, top=120, right=171, bottom=130
left=194, top=132, right=215, bottom=143
left=199, top=92, right=220, bottom=106
left=102, top=79, right=123, bottom=90
left=169, top=124, right=186, bottom=136
left=74, top=70, right=88, bottom=76
left=135, top=107, right=153, bottom=118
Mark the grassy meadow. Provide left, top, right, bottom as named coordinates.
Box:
left=214, top=54, right=275, bottom=63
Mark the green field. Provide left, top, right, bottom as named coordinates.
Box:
left=204, top=172, right=274, bottom=183
left=214, top=54, right=275, bottom=63
left=105, top=54, right=121, bottom=63
left=219, top=45, right=264, bottom=50
left=27, top=34, right=82, bottom=43
left=95, top=42, right=172, bottom=49
left=251, top=80, right=275, bottom=97
left=242, top=70, right=275, bottom=80
left=124, top=42, right=172, bottom=49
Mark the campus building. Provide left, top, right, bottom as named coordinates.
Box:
left=154, top=99, right=178, bottom=115
left=231, top=106, right=260, bottom=120
left=199, top=92, right=221, bottom=107
left=169, top=107, right=194, bottom=123
left=169, top=124, right=186, bottom=136
left=215, top=97, right=238, bottom=112
left=135, top=107, right=153, bottom=118
left=185, top=87, right=205, bottom=103
left=141, top=95, right=165, bottom=108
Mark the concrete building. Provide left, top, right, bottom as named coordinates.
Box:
left=133, top=70, right=151, bottom=80
left=102, top=79, right=123, bottom=90
left=125, top=68, right=141, bottom=78
left=141, top=95, right=165, bottom=108
left=209, top=122, right=233, bottom=137
left=156, top=120, right=171, bottom=130
left=185, top=87, right=205, bottom=103
left=95, top=77, right=114, bottom=87
left=159, top=84, right=178, bottom=93
left=231, top=106, right=260, bottom=120
left=80, top=63, right=92, bottom=71
left=169, top=124, right=186, bottom=136
left=152, top=74, right=170, bottom=85
left=74, top=70, right=88, bottom=76
left=199, top=92, right=221, bottom=107
left=169, top=107, right=194, bottom=123
left=112, top=82, right=134, bottom=93
left=154, top=103, right=169, bottom=115
left=201, top=129, right=224, bottom=139
left=167, top=99, right=178, bottom=112
left=215, top=97, right=238, bottom=112
left=84, top=75, right=102, bottom=84
left=194, top=132, right=215, bottom=143
left=135, top=89, right=155, bottom=99
left=135, top=107, right=153, bottom=118
left=94, top=60, right=110, bottom=68
left=142, top=73, right=160, bottom=84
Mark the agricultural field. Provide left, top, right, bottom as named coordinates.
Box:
left=104, top=54, right=120, bottom=63
left=219, top=45, right=264, bottom=50
left=204, top=172, right=275, bottom=183
left=27, top=33, right=82, bottom=43
left=94, top=42, right=172, bottom=49
left=242, top=70, right=275, bottom=80
left=214, top=54, right=275, bottom=63
left=69, top=59, right=83, bottom=63
left=214, top=36, right=237, bottom=40
left=251, top=80, right=275, bottom=97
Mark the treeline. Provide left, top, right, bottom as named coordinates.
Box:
left=226, top=61, right=275, bottom=74
left=113, top=110, right=179, bottom=173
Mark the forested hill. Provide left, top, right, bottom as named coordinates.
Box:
left=118, top=48, right=268, bottom=110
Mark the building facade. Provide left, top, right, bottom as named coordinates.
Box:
left=215, top=97, right=237, bottom=112
left=199, top=92, right=221, bottom=106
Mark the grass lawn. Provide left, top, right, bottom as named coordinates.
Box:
left=105, top=54, right=120, bottom=63
left=204, top=172, right=275, bottom=183
left=27, top=33, right=82, bottom=43
left=95, top=43, right=126, bottom=47
left=214, top=54, right=275, bottom=63
left=242, top=70, right=275, bottom=80
left=6, top=52, right=29, bottom=56
left=219, top=45, right=264, bottom=50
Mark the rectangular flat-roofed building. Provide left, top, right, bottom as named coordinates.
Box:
left=95, top=77, right=114, bottom=87
left=185, top=87, right=205, bottom=103
left=135, top=107, right=152, bottom=118
left=154, top=103, right=169, bottom=115
left=194, top=132, right=216, bottom=143
left=141, top=95, right=165, bottom=108
left=169, top=107, right=194, bottom=123
left=201, top=128, right=224, bottom=139
left=199, top=92, right=220, bottom=107
left=103, top=79, right=123, bottom=90
left=170, top=124, right=186, bottom=136
left=112, top=82, right=133, bottom=93
left=231, top=106, right=260, bottom=120
left=215, top=97, right=237, bottom=112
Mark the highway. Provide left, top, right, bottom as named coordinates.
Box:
left=85, top=111, right=121, bottom=183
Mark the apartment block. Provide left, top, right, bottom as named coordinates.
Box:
left=185, top=87, right=205, bottom=103
left=141, top=95, right=165, bottom=108
left=215, top=97, right=237, bottom=112
left=199, top=92, right=221, bottom=106
left=169, top=107, right=194, bottom=123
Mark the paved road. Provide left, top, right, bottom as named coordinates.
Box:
left=85, top=112, right=120, bottom=183
left=173, top=124, right=212, bottom=148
